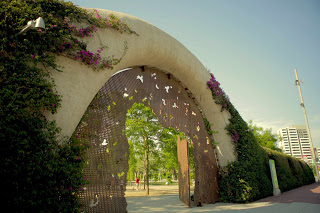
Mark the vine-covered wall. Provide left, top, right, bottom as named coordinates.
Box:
left=0, top=0, right=136, bottom=212
left=207, top=73, right=315, bottom=202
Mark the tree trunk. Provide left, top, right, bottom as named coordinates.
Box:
left=172, top=169, right=177, bottom=180
left=143, top=158, right=146, bottom=190
left=146, top=148, right=149, bottom=195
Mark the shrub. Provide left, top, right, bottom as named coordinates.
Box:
left=264, top=148, right=314, bottom=192
left=0, top=115, right=89, bottom=212
left=0, top=0, right=136, bottom=211
left=207, top=73, right=313, bottom=203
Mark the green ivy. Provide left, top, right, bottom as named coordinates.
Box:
left=207, top=72, right=313, bottom=203
left=0, top=0, right=137, bottom=212
left=264, top=148, right=314, bottom=192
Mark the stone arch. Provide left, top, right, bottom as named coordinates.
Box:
left=47, top=8, right=235, bottom=167
left=76, top=67, right=220, bottom=211
left=44, top=7, right=238, bottom=212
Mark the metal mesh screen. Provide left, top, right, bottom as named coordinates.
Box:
left=76, top=67, right=219, bottom=212
left=177, top=135, right=190, bottom=207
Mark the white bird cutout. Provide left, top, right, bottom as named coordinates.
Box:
left=89, top=195, right=99, bottom=207
left=101, top=139, right=108, bottom=146
left=162, top=99, right=166, bottom=106
left=136, top=75, right=143, bottom=83
left=164, top=86, right=172, bottom=93
left=172, top=103, right=179, bottom=108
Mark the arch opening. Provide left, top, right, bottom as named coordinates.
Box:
left=124, top=102, right=195, bottom=201
left=74, top=67, right=219, bottom=212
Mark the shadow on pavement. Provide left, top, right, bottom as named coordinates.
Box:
left=257, top=183, right=320, bottom=204
left=126, top=183, right=320, bottom=213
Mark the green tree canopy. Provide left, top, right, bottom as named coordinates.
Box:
left=125, top=103, right=163, bottom=194
left=248, top=120, right=282, bottom=152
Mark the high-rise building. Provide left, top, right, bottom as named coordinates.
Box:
left=316, top=147, right=320, bottom=162
left=277, top=125, right=312, bottom=163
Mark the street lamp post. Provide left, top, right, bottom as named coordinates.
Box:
left=294, top=68, right=320, bottom=182
left=16, top=17, right=45, bottom=36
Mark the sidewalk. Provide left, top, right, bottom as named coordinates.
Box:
left=126, top=183, right=320, bottom=213
left=258, top=182, right=320, bottom=204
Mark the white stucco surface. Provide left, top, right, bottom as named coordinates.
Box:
left=46, top=8, right=235, bottom=166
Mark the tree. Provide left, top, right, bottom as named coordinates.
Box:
left=125, top=103, right=163, bottom=195
left=248, top=120, right=282, bottom=152
left=159, top=127, right=179, bottom=180
left=159, top=128, right=195, bottom=181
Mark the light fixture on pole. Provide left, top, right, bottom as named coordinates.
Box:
left=294, top=68, right=320, bottom=182
left=16, top=17, right=45, bottom=36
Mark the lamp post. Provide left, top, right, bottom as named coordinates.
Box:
left=294, top=68, right=320, bottom=182
left=16, top=17, right=45, bottom=36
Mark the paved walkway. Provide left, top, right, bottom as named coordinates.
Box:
left=258, top=182, right=320, bottom=204
left=126, top=183, right=320, bottom=213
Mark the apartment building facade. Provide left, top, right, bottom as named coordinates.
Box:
left=316, top=147, right=320, bottom=162
left=277, top=125, right=312, bottom=163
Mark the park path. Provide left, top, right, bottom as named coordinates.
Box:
left=257, top=182, right=320, bottom=204
left=126, top=183, right=320, bottom=213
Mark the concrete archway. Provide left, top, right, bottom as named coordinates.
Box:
left=46, top=8, right=235, bottom=167
left=76, top=67, right=220, bottom=210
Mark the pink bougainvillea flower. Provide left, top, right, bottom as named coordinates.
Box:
left=38, top=29, right=42, bottom=32
left=52, top=103, right=56, bottom=107
left=31, top=54, right=35, bottom=59
left=50, top=88, right=53, bottom=92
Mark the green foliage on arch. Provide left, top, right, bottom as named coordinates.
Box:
left=0, top=0, right=137, bottom=211
left=207, top=72, right=314, bottom=203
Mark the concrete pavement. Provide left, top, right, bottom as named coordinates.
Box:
left=126, top=183, right=320, bottom=213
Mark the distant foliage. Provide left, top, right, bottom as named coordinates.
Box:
left=248, top=120, right=282, bottom=152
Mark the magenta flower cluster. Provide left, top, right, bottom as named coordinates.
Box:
left=231, top=131, right=239, bottom=142
left=63, top=18, right=98, bottom=38
left=77, top=25, right=97, bottom=38
left=207, top=73, right=231, bottom=110
left=75, top=46, right=109, bottom=68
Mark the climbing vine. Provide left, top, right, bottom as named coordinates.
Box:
left=0, top=0, right=137, bottom=212
left=206, top=70, right=314, bottom=203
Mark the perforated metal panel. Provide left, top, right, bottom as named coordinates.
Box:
left=76, top=67, right=219, bottom=212
left=177, top=135, right=190, bottom=207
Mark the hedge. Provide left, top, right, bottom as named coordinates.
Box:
left=0, top=0, right=136, bottom=212
left=264, top=148, right=314, bottom=192
left=207, top=73, right=315, bottom=203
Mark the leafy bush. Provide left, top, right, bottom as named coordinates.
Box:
left=299, top=161, right=315, bottom=184
left=1, top=116, right=89, bottom=212
left=207, top=73, right=313, bottom=203
left=0, top=0, right=136, bottom=212
left=264, top=148, right=314, bottom=192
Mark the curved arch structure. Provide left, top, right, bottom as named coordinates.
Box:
left=77, top=67, right=220, bottom=211
left=47, top=9, right=235, bottom=168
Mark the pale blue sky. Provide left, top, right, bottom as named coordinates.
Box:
left=70, top=0, right=320, bottom=147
